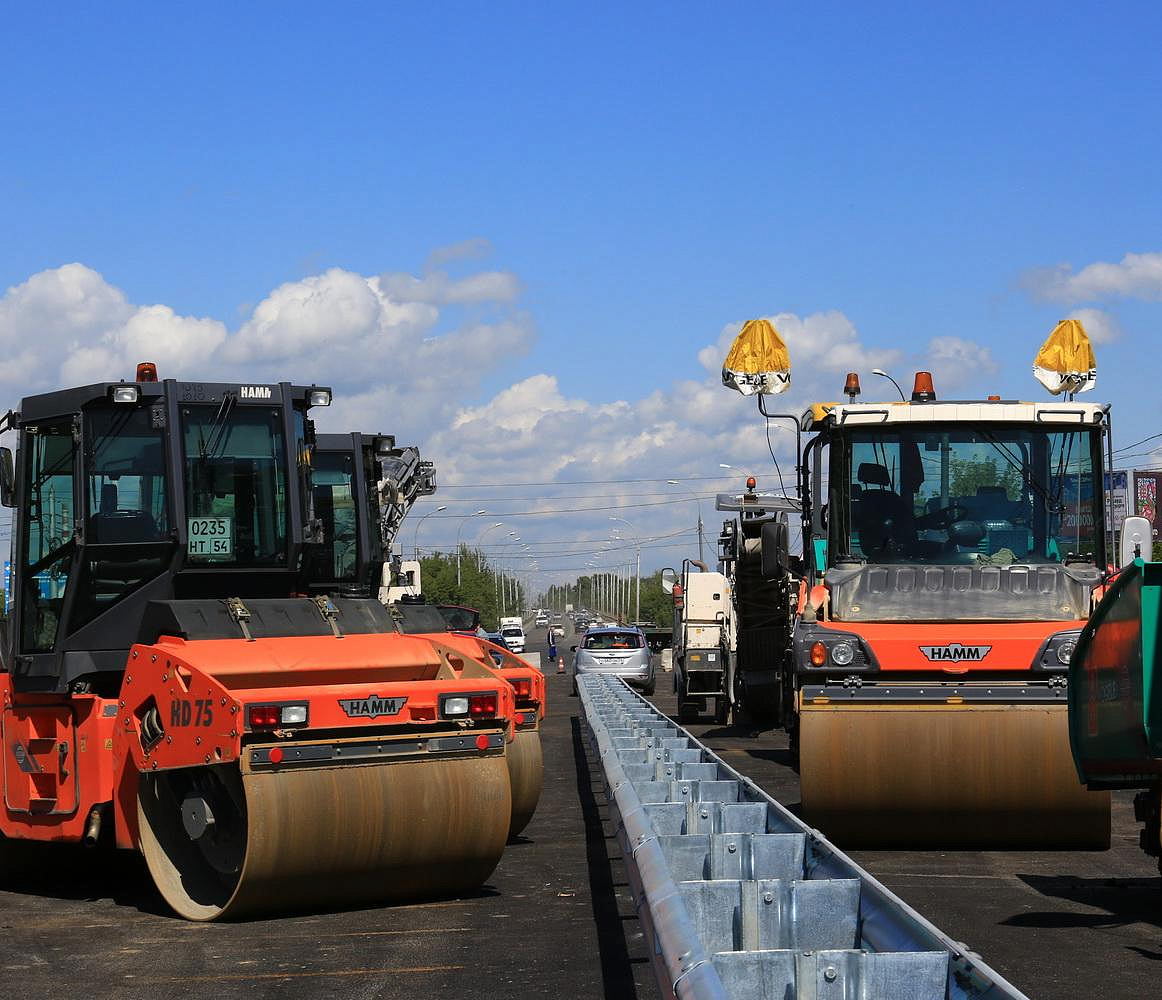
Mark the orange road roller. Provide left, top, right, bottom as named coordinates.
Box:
left=0, top=371, right=518, bottom=919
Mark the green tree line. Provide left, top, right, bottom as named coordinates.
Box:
left=538, top=569, right=675, bottom=628
left=416, top=546, right=525, bottom=631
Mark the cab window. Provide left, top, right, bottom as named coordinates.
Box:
left=21, top=422, right=75, bottom=653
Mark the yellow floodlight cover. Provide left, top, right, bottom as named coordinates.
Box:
left=1033, top=318, right=1097, bottom=395
left=722, top=318, right=791, bottom=396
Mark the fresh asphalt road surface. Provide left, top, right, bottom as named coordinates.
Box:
left=2, top=628, right=1159, bottom=999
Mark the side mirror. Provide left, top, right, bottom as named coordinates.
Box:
left=760, top=520, right=790, bottom=578
left=1120, top=515, right=1152, bottom=567
left=570, top=645, right=578, bottom=652
left=660, top=567, right=676, bottom=594
left=0, top=447, right=14, bottom=508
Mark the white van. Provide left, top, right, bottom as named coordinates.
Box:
left=500, top=621, right=526, bottom=653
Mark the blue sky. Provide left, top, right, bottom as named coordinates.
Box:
left=1, top=3, right=1160, bottom=584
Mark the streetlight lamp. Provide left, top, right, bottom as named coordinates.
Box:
left=609, top=515, right=641, bottom=624
left=474, top=522, right=504, bottom=604
left=412, top=504, right=447, bottom=558
left=872, top=368, right=906, bottom=401
left=477, top=521, right=505, bottom=547
left=456, top=510, right=487, bottom=586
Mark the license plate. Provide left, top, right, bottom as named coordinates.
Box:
left=187, top=516, right=233, bottom=556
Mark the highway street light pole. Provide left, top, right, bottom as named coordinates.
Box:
left=476, top=521, right=505, bottom=561
left=609, top=516, right=641, bottom=623
left=872, top=368, right=907, bottom=401
left=412, top=504, right=447, bottom=559
left=456, top=510, right=487, bottom=587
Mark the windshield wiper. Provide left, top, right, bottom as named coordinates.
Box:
left=87, top=408, right=136, bottom=468
left=198, top=393, right=237, bottom=461
left=978, top=429, right=1059, bottom=510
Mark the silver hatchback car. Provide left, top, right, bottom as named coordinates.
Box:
left=571, top=627, right=654, bottom=695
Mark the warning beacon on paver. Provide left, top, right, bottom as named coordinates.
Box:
left=721, top=317, right=791, bottom=396
left=1033, top=317, right=1097, bottom=395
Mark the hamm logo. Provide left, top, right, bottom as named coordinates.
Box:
left=240, top=385, right=272, bottom=399
left=338, top=695, right=408, bottom=718
left=919, top=643, right=992, bottom=662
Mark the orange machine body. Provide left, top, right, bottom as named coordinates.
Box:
left=811, top=618, right=1081, bottom=674
left=2, top=631, right=515, bottom=851
left=421, top=631, right=546, bottom=731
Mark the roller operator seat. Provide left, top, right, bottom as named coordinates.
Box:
left=89, top=482, right=162, bottom=544
left=853, top=462, right=916, bottom=557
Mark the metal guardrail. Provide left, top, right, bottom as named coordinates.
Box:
left=577, top=674, right=1029, bottom=1000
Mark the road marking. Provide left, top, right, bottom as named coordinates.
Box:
left=138, top=965, right=463, bottom=983
left=119, top=927, right=471, bottom=944
left=876, top=873, right=1016, bottom=880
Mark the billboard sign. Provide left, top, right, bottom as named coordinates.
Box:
left=1135, top=471, right=1161, bottom=532
left=1105, top=470, right=1133, bottom=533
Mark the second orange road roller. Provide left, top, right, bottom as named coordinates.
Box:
left=435, top=630, right=545, bottom=839
left=713, top=320, right=1113, bottom=847
left=0, top=368, right=519, bottom=919
left=310, top=432, right=546, bottom=840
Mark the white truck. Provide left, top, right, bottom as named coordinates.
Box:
left=499, top=616, right=526, bottom=653
left=381, top=558, right=422, bottom=604
left=661, top=561, right=735, bottom=725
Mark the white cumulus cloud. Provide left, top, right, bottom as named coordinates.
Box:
left=1066, top=307, right=1121, bottom=345
left=0, top=259, right=1004, bottom=586
left=1023, top=251, right=1162, bottom=303
left=922, top=336, right=1000, bottom=391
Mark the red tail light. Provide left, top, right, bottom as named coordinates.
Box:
left=249, top=704, right=280, bottom=728
left=468, top=693, right=498, bottom=718
left=510, top=678, right=532, bottom=699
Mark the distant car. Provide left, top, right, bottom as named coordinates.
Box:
left=535, top=613, right=549, bottom=627
left=481, top=630, right=510, bottom=650
left=500, top=624, right=526, bottom=654
left=571, top=627, right=654, bottom=696
left=478, top=631, right=511, bottom=665
left=574, top=619, right=588, bottom=634
left=550, top=621, right=566, bottom=639
left=437, top=604, right=481, bottom=633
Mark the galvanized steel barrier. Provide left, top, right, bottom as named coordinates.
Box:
left=578, top=674, right=1029, bottom=1000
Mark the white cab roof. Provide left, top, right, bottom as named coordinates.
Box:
left=802, top=399, right=1107, bottom=430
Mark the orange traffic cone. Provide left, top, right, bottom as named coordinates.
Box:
left=557, top=657, right=565, bottom=674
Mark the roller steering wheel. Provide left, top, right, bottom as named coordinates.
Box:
left=917, top=503, right=969, bottom=529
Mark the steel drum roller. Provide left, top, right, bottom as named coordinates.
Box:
left=506, top=730, right=544, bottom=839
left=799, top=703, right=1110, bottom=848
left=138, top=753, right=511, bottom=921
